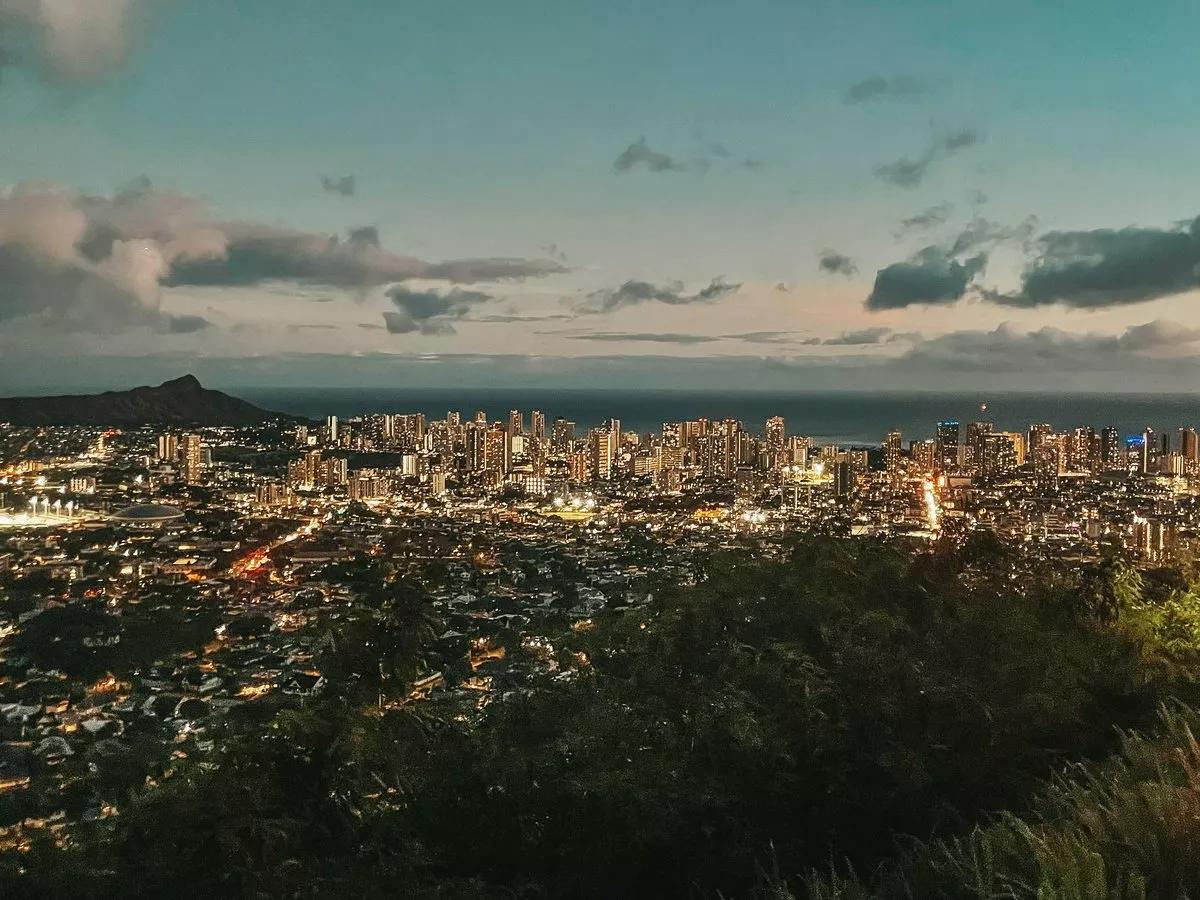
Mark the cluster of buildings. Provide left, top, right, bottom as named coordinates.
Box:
left=1, top=403, right=1200, bottom=848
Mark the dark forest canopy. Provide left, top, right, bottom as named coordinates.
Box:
left=6, top=533, right=1200, bottom=899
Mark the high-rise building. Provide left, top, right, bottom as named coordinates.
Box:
left=552, top=418, right=576, bottom=451
left=911, top=439, right=937, bottom=474
left=1141, top=427, right=1158, bottom=474
left=935, top=421, right=960, bottom=474
left=324, top=415, right=339, bottom=445
left=1100, top=427, right=1121, bottom=470
left=157, top=433, right=178, bottom=463
left=466, top=423, right=488, bottom=473
left=530, top=410, right=545, bottom=441
left=983, top=432, right=1023, bottom=477
left=256, top=481, right=289, bottom=506
left=485, top=423, right=511, bottom=475
left=965, top=421, right=992, bottom=475
left=181, top=434, right=203, bottom=484
left=1066, top=426, right=1095, bottom=473
left=508, top=410, right=524, bottom=437
left=833, top=457, right=856, bottom=500
left=1028, top=423, right=1053, bottom=456
left=447, top=411, right=461, bottom=427
left=1179, top=427, right=1199, bottom=463
left=884, top=431, right=903, bottom=489
left=765, top=416, right=785, bottom=451
left=589, top=428, right=616, bottom=481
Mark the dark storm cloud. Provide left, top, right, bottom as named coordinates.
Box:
left=898, top=321, right=1200, bottom=372
left=865, top=247, right=987, bottom=311
left=804, top=327, right=894, bottom=346
left=897, top=203, right=953, bottom=234
left=320, top=175, right=357, bottom=197
left=383, top=285, right=495, bottom=336
left=613, top=138, right=688, bottom=174
left=874, top=128, right=984, bottom=188
left=988, top=216, right=1200, bottom=308
left=0, top=0, right=145, bottom=85
left=818, top=249, right=857, bottom=277
left=844, top=74, right=927, bottom=104
left=583, top=278, right=740, bottom=313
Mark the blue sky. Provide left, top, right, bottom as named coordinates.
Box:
left=2, top=0, right=1200, bottom=392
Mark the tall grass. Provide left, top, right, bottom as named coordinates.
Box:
left=801, top=705, right=1200, bottom=900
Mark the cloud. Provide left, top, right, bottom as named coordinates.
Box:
left=615, top=137, right=761, bottom=175
left=613, top=138, right=687, bottom=174
left=898, top=321, right=1200, bottom=372
left=845, top=74, right=927, bottom=104
left=805, top=327, right=894, bottom=346
left=0, top=183, right=210, bottom=334
left=866, top=216, right=1034, bottom=311
left=866, top=247, right=987, bottom=311
left=473, top=312, right=572, bottom=323
left=947, top=215, right=1037, bottom=257
left=320, top=175, right=356, bottom=197
left=897, top=203, right=953, bottom=234
left=583, top=277, right=740, bottom=313
left=0, top=178, right=565, bottom=334
left=564, top=332, right=721, bottom=345
left=988, top=215, right=1200, bottom=309
left=383, top=285, right=495, bottom=335
left=0, top=0, right=141, bottom=84
left=726, top=331, right=800, bottom=344
left=874, top=128, right=984, bottom=188
left=818, top=249, right=857, bottom=277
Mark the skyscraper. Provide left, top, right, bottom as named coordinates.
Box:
left=884, top=431, right=903, bottom=489
left=1028, top=423, right=1053, bottom=456
left=531, top=410, right=545, bottom=441
left=965, top=421, right=992, bottom=475
left=935, top=421, right=960, bottom=474
left=765, top=416, right=785, bottom=451
left=911, top=439, right=937, bottom=474
left=551, top=418, right=575, bottom=451
left=486, top=423, right=511, bottom=475
left=508, top=410, right=524, bottom=437
left=589, top=428, right=616, bottom=480
left=156, top=433, right=178, bottom=463
left=181, top=434, right=203, bottom=484
left=1100, top=427, right=1121, bottom=470
left=1179, top=427, right=1199, bottom=463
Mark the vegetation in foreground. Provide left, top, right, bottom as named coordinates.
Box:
left=5, top=532, right=1200, bottom=899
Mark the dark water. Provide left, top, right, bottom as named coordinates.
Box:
left=237, top=388, right=1200, bottom=447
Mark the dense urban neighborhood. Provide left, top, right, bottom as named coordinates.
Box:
left=3, top=398, right=1200, bottom=897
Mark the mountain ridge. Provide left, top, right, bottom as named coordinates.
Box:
left=0, top=376, right=307, bottom=427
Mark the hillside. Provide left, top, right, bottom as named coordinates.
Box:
left=0, top=375, right=305, bottom=427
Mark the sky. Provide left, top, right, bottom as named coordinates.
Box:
left=2, top=0, right=1200, bottom=393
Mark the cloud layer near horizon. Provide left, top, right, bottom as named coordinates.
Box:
left=0, top=179, right=565, bottom=334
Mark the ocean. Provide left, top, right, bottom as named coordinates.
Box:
left=235, top=388, right=1200, bottom=448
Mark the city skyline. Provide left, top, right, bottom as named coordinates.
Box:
left=4, top=1, right=1200, bottom=392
